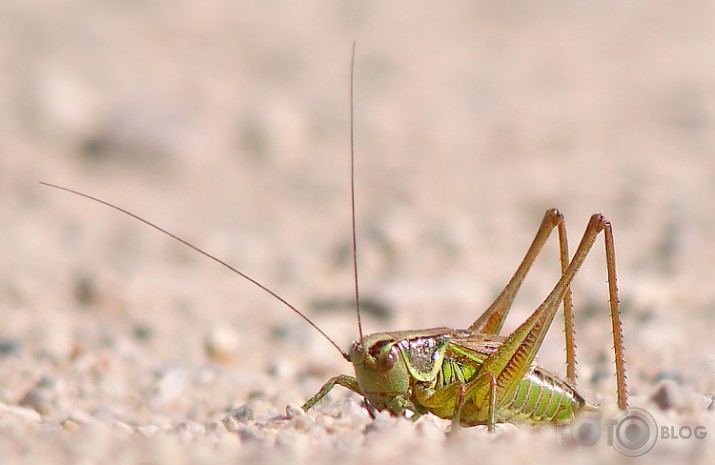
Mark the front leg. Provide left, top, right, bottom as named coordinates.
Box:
left=302, top=375, right=361, bottom=411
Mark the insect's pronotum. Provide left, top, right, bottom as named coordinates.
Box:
left=42, top=44, right=627, bottom=432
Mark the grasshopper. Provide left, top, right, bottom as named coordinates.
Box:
left=301, top=208, right=627, bottom=431
left=41, top=44, right=627, bottom=432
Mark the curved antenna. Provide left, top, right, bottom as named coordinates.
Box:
left=39, top=181, right=350, bottom=361
left=349, top=41, right=365, bottom=349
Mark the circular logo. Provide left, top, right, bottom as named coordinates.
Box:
left=571, top=416, right=602, bottom=447
left=611, top=407, right=657, bottom=457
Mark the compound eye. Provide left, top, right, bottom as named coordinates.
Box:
left=378, top=346, right=398, bottom=371
left=353, top=342, right=365, bottom=355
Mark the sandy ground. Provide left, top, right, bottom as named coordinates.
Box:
left=1, top=1, right=714, bottom=463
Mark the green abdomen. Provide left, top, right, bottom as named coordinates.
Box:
left=502, top=368, right=585, bottom=423
left=429, top=360, right=585, bottom=425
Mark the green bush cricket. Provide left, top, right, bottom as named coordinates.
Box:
left=41, top=44, right=627, bottom=432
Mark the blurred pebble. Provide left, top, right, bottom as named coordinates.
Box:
left=268, top=359, right=296, bottom=379
left=205, top=419, right=227, bottom=435
left=0, top=339, right=21, bottom=355
left=290, top=414, right=316, bottom=432
left=178, top=420, right=206, bottom=435
left=19, top=388, right=52, bottom=415
left=156, top=367, right=188, bottom=403
left=222, top=415, right=240, bottom=432
left=285, top=403, right=304, bottom=419
left=68, top=410, right=101, bottom=426
left=74, top=273, right=98, bottom=307
left=214, top=432, right=242, bottom=447
left=132, top=323, right=155, bottom=341
left=227, top=399, right=278, bottom=423
left=415, top=416, right=447, bottom=442
left=492, top=422, right=520, bottom=439
left=366, top=413, right=416, bottom=447
left=196, top=366, right=218, bottom=386
left=61, top=419, right=81, bottom=432
left=90, top=405, right=120, bottom=424
left=42, top=327, right=74, bottom=360
left=113, top=421, right=135, bottom=435
left=366, top=410, right=402, bottom=435
left=276, top=428, right=308, bottom=451
left=80, top=98, right=187, bottom=167
left=315, top=414, right=335, bottom=430
left=174, top=421, right=206, bottom=442
left=0, top=403, right=42, bottom=423
left=336, top=399, right=371, bottom=427
left=650, top=379, right=689, bottom=411
left=204, top=325, right=240, bottom=363
left=236, top=422, right=264, bottom=443
left=137, top=425, right=160, bottom=438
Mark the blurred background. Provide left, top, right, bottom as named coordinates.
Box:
left=0, top=0, right=714, bottom=458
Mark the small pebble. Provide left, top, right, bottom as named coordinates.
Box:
left=214, top=432, right=242, bottom=447
left=228, top=399, right=277, bottom=423
left=0, top=403, right=42, bottom=423
left=315, top=414, right=335, bottom=429
left=113, top=421, right=135, bottom=435
left=276, top=428, right=307, bottom=451
left=415, top=416, right=446, bottom=442
left=334, top=399, right=370, bottom=428
left=176, top=420, right=205, bottom=435
left=268, top=359, right=296, bottom=379
left=650, top=379, right=689, bottom=411
left=365, top=411, right=400, bottom=434
left=137, top=425, right=160, bottom=438
left=174, top=421, right=206, bottom=442
left=156, top=367, right=188, bottom=403
left=222, top=415, right=240, bottom=432
left=204, top=325, right=240, bottom=362
left=0, top=339, right=21, bottom=355
left=90, top=405, right=120, bottom=424
left=206, top=419, right=227, bottom=435
left=61, top=419, right=81, bottom=432
left=339, top=399, right=369, bottom=419
left=236, top=422, right=264, bottom=443
left=19, top=388, right=52, bottom=415
left=290, top=414, right=316, bottom=432
left=68, top=410, right=99, bottom=425
left=285, top=403, right=305, bottom=419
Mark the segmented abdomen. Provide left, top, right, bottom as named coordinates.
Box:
left=504, top=367, right=585, bottom=423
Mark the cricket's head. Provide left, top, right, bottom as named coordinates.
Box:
left=348, top=329, right=451, bottom=415
left=348, top=333, right=411, bottom=414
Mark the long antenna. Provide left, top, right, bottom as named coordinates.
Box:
left=349, top=41, right=365, bottom=348
left=39, top=181, right=350, bottom=361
